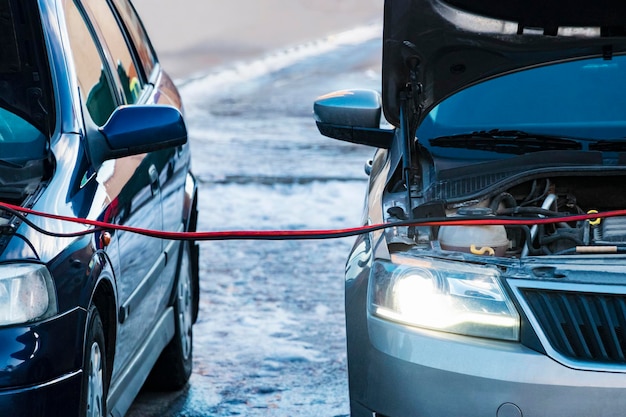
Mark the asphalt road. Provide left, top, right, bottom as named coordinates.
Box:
left=127, top=24, right=382, bottom=417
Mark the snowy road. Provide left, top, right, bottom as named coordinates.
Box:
left=127, top=25, right=382, bottom=417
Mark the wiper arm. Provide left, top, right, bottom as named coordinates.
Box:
left=589, top=140, right=626, bottom=152
left=429, top=130, right=582, bottom=155
left=0, top=159, right=27, bottom=169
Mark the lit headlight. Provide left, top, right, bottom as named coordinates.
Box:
left=370, top=256, right=519, bottom=341
left=0, top=264, right=57, bottom=326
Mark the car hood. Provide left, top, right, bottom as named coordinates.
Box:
left=382, top=0, right=626, bottom=127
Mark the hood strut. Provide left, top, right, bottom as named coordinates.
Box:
left=400, top=44, right=423, bottom=227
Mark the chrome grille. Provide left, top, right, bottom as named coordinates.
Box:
left=521, top=289, right=626, bottom=363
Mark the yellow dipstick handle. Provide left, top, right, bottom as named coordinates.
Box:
left=587, top=210, right=601, bottom=227
left=470, top=245, right=496, bottom=256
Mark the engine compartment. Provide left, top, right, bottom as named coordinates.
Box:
left=391, top=175, right=626, bottom=258
left=493, top=177, right=626, bottom=257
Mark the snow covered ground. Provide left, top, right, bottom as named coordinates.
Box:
left=127, top=24, right=382, bottom=417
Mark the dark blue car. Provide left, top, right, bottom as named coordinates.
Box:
left=0, top=0, right=199, bottom=416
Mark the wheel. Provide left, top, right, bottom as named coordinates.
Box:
left=145, top=241, right=193, bottom=390
left=80, top=305, right=107, bottom=417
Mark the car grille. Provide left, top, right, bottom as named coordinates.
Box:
left=522, top=288, right=626, bottom=364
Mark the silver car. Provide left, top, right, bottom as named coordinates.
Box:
left=315, top=0, right=626, bottom=416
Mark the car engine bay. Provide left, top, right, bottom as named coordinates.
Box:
left=386, top=174, right=626, bottom=258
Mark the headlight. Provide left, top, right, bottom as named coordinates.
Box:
left=0, top=264, right=57, bottom=326
left=369, top=256, right=519, bottom=341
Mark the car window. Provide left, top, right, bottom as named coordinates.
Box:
left=0, top=108, right=47, bottom=164
left=81, top=0, right=142, bottom=105
left=110, top=0, right=158, bottom=81
left=0, top=0, right=54, bottom=147
left=64, top=0, right=117, bottom=126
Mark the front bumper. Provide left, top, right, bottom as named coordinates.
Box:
left=0, top=308, right=86, bottom=416
left=349, top=314, right=626, bottom=417
left=0, top=370, right=82, bottom=417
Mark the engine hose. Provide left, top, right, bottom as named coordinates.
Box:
left=522, top=193, right=558, bottom=257
left=496, top=207, right=565, bottom=217
left=1, top=201, right=626, bottom=242
left=489, top=192, right=517, bottom=212
left=507, top=225, right=542, bottom=256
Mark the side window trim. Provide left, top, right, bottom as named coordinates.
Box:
left=76, top=0, right=122, bottom=104
left=65, top=0, right=120, bottom=126
left=109, top=0, right=159, bottom=84
left=106, top=0, right=149, bottom=85
left=78, top=0, right=140, bottom=105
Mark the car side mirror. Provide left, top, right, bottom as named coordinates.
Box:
left=89, top=105, right=187, bottom=168
left=314, top=89, right=394, bottom=148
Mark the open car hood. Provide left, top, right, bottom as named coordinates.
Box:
left=383, top=0, right=626, bottom=127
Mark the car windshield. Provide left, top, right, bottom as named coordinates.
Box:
left=418, top=55, right=626, bottom=148
left=0, top=0, right=54, bottom=163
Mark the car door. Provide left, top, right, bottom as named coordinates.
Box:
left=109, top=0, right=190, bottom=245
left=62, top=0, right=169, bottom=377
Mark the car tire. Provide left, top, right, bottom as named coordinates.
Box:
left=146, top=241, right=193, bottom=390
left=80, top=305, right=107, bottom=417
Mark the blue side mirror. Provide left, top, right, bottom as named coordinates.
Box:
left=88, top=105, right=187, bottom=168
left=101, top=105, right=187, bottom=154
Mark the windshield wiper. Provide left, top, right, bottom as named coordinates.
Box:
left=589, top=140, right=626, bottom=152
left=429, top=130, right=582, bottom=155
